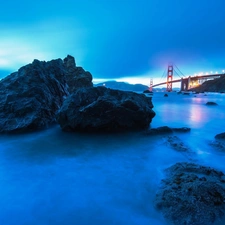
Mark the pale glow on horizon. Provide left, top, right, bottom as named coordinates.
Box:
left=93, top=75, right=181, bottom=88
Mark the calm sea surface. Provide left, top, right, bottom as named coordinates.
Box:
left=0, top=92, right=225, bottom=225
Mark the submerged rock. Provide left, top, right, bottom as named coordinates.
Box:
left=0, top=55, right=93, bottom=133
left=167, top=136, right=189, bottom=152
left=57, top=86, right=155, bottom=132
left=154, top=162, right=225, bottom=225
left=215, top=132, right=225, bottom=139
left=209, top=140, right=225, bottom=152
left=206, top=101, right=218, bottom=105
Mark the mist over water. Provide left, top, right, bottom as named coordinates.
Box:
left=0, top=92, right=225, bottom=225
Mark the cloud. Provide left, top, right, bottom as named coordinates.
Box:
left=0, top=18, right=87, bottom=71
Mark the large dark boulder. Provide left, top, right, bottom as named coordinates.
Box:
left=0, top=55, right=93, bottom=133
left=57, top=86, right=155, bottom=132
left=154, top=162, right=225, bottom=225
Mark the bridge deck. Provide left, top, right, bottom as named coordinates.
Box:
left=152, top=73, right=225, bottom=88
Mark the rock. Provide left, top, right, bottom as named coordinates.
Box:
left=57, top=86, right=155, bottom=132
left=154, top=162, right=225, bottom=225
left=172, top=127, right=191, bottom=132
left=63, top=55, right=93, bottom=93
left=145, top=126, right=191, bottom=135
left=167, top=136, right=189, bottom=152
left=206, top=101, right=218, bottom=105
left=209, top=140, right=225, bottom=152
left=215, top=132, right=225, bottom=139
left=143, top=89, right=153, bottom=94
left=145, top=126, right=173, bottom=135
left=0, top=55, right=93, bottom=133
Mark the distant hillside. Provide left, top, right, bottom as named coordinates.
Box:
left=95, top=81, right=149, bottom=92
left=190, top=75, right=225, bottom=92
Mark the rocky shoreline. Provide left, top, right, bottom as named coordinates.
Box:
left=1, top=56, right=225, bottom=225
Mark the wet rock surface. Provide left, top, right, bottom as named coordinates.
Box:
left=0, top=55, right=92, bottom=133
left=57, top=86, right=156, bottom=132
left=215, top=132, right=225, bottom=139
left=145, top=126, right=190, bottom=135
left=206, top=101, right=218, bottom=105
left=209, top=140, right=225, bottom=152
left=154, top=162, right=225, bottom=225
left=167, top=136, right=189, bottom=152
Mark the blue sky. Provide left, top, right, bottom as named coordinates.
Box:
left=0, top=0, right=225, bottom=86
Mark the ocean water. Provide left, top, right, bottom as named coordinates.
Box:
left=0, top=92, right=225, bottom=225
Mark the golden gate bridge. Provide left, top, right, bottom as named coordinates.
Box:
left=149, top=65, right=225, bottom=92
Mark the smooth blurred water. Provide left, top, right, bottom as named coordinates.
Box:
left=0, top=92, right=225, bottom=225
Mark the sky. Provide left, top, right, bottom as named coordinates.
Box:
left=0, top=0, right=225, bottom=87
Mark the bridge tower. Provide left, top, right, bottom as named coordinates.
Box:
left=149, top=78, right=153, bottom=92
left=167, top=64, right=173, bottom=92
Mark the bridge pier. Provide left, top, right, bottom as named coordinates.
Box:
left=180, top=77, right=191, bottom=91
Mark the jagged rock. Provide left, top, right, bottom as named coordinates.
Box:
left=0, top=55, right=93, bottom=133
left=63, top=55, right=93, bottom=93
left=56, top=86, right=155, bottom=132
left=145, top=126, right=190, bottom=135
left=154, top=162, right=225, bottom=225
left=206, top=101, right=218, bottom=105
left=215, top=132, right=225, bottom=139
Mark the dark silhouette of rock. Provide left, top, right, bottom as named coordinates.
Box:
left=143, top=89, right=153, bottom=94
left=215, top=132, right=225, bottom=139
left=206, top=101, right=218, bottom=105
left=154, top=162, right=225, bottom=225
left=57, top=86, right=155, bottom=132
left=0, top=55, right=93, bottom=133
left=145, top=126, right=190, bottom=135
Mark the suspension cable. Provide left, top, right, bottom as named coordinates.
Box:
left=174, top=64, right=186, bottom=78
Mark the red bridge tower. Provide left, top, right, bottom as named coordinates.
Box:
left=167, top=64, right=173, bottom=92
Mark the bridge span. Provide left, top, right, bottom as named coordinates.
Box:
left=151, top=65, right=225, bottom=91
